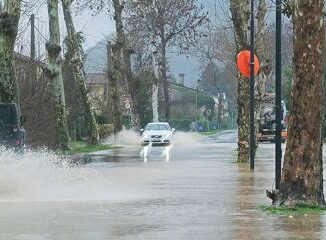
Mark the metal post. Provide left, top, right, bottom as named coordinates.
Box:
left=275, top=0, right=282, bottom=190
left=250, top=0, right=255, bottom=170
left=195, top=84, right=198, bottom=122
left=107, top=41, right=113, bottom=123
left=30, top=14, right=35, bottom=61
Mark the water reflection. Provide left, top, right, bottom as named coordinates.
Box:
left=140, top=144, right=172, bottom=163
left=232, top=164, right=262, bottom=240
left=231, top=144, right=326, bottom=240
left=274, top=214, right=323, bottom=239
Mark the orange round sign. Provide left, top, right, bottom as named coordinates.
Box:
left=237, top=50, right=260, bottom=78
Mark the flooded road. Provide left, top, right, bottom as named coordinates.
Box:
left=0, top=131, right=326, bottom=239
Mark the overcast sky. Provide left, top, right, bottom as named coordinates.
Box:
left=16, top=0, right=277, bottom=86
left=17, top=2, right=116, bottom=58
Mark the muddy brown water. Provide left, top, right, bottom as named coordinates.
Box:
left=0, top=131, right=325, bottom=240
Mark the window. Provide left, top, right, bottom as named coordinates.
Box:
left=145, top=124, right=170, bottom=131
left=0, top=105, right=17, bottom=124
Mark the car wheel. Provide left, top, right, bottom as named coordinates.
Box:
left=0, top=119, right=4, bottom=135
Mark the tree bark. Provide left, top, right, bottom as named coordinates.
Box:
left=112, top=0, right=141, bottom=131
left=0, top=0, right=21, bottom=103
left=255, top=0, right=270, bottom=138
left=160, top=37, right=170, bottom=121
left=62, top=0, right=99, bottom=145
left=276, top=0, right=325, bottom=206
left=111, top=43, right=123, bottom=134
left=124, top=48, right=141, bottom=130
left=217, top=93, right=223, bottom=127
left=152, top=49, right=160, bottom=122
left=46, top=0, right=70, bottom=149
left=229, top=0, right=250, bottom=163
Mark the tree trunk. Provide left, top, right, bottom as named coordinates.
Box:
left=112, top=0, right=141, bottom=131
left=0, top=0, right=21, bottom=103
left=62, top=0, right=99, bottom=145
left=237, top=75, right=250, bottom=162
left=111, top=43, right=123, bottom=134
left=276, top=1, right=325, bottom=206
left=152, top=49, right=160, bottom=122
left=229, top=0, right=250, bottom=163
left=152, top=80, right=159, bottom=122
left=160, top=38, right=170, bottom=121
left=46, top=0, right=70, bottom=149
left=255, top=0, right=270, bottom=143
left=217, top=93, right=223, bottom=128
left=124, top=48, right=141, bottom=130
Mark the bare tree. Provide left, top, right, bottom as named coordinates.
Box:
left=255, top=0, right=271, bottom=135
left=125, top=0, right=208, bottom=121
left=44, top=0, right=70, bottom=149
left=76, top=0, right=141, bottom=131
left=111, top=0, right=141, bottom=131
left=0, top=0, right=21, bottom=103
left=62, top=0, right=99, bottom=145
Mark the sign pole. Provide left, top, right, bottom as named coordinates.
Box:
left=250, top=0, right=256, bottom=170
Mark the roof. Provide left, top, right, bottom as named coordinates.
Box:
left=85, top=73, right=108, bottom=85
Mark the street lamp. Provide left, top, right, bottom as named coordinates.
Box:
left=249, top=0, right=255, bottom=170
left=275, top=0, right=282, bottom=190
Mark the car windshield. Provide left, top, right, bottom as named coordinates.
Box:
left=0, top=104, right=17, bottom=125
left=145, top=124, right=170, bottom=131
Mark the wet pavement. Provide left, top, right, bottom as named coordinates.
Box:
left=0, top=131, right=326, bottom=240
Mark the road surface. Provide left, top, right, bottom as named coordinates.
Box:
left=0, top=130, right=324, bottom=240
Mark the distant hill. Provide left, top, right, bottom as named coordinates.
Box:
left=84, top=0, right=220, bottom=86
left=85, top=41, right=200, bottom=88
left=85, top=41, right=108, bottom=73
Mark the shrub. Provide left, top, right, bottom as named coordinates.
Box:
left=170, top=119, right=193, bottom=131
left=95, top=114, right=109, bottom=124
left=98, top=124, right=114, bottom=139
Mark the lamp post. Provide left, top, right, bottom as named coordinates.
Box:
left=275, top=0, right=282, bottom=190
left=249, top=0, right=255, bottom=170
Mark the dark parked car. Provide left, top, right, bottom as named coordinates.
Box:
left=0, top=103, right=26, bottom=149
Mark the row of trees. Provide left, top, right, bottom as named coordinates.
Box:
left=226, top=0, right=325, bottom=207
left=0, top=0, right=210, bottom=149
left=77, top=0, right=209, bottom=130
left=0, top=0, right=99, bottom=149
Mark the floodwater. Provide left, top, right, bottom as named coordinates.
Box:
left=0, top=131, right=326, bottom=239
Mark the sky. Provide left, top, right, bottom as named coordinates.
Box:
left=17, top=1, right=116, bottom=56
left=16, top=0, right=277, bottom=87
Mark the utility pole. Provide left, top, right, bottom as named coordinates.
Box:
left=250, top=0, right=255, bottom=170
left=30, top=14, right=35, bottom=61
left=30, top=13, right=37, bottom=83
left=275, top=0, right=282, bottom=190
left=107, top=41, right=113, bottom=123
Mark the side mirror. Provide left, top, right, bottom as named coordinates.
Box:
left=20, top=116, right=27, bottom=126
left=172, top=128, right=175, bottom=132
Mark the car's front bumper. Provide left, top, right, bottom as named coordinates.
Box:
left=142, top=139, right=171, bottom=146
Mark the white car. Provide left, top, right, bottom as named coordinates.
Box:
left=141, top=122, right=175, bottom=146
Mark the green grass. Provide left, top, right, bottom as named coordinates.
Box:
left=62, top=141, right=121, bottom=155
left=200, top=129, right=223, bottom=136
left=259, top=204, right=326, bottom=216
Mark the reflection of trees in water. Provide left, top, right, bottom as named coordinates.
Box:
left=232, top=145, right=324, bottom=239
left=274, top=215, right=322, bottom=239
left=232, top=164, right=260, bottom=240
